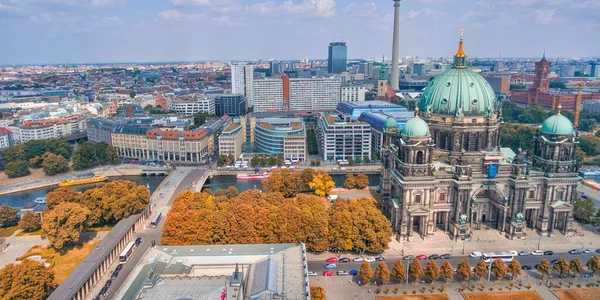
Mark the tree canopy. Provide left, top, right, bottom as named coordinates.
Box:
left=42, top=202, right=91, bottom=249
left=19, top=211, right=41, bottom=232
left=309, top=171, right=335, bottom=197
left=41, top=152, right=69, bottom=175
left=358, top=261, right=373, bottom=284
left=4, top=160, right=30, bottom=178
left=0, top=204, right=18, bottom=228
left=0, top=259, right=57, bottom=300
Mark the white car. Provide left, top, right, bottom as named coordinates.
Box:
left=364, top=257, right=376, bottom=263
left=519, top=251, right=531, bottom=256
left=531, top=250, right=544, bottom=256
left=353, top=257, right=364, bottom=262
left=508, top=250, right=518, bottom=256
left=307, top=271, right=318, bottom=276
left=584, top=248, right=595, bottom=254
left=469, top=252, right=482, bottom=258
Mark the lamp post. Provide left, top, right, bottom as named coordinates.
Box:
left=462, top=238, right=466, bottom=255
left=487, top=259, right=492, bottom=282
left=406, top=260, right=409, bottom=284
left=537, top=234, right=541, bottom=251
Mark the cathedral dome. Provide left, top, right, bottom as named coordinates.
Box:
left=541, top=110, right=574, bottom=135
left=384, top=116, right=398, bottom=131
left=402, top=115, right=430, bottom=138
left=418, top=36, right=497, bottom=117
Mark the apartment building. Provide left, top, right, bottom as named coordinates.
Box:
left=317, top=112, right=371, bottom=162
left=170, top=96, right=215, bottom=116
left=0, top=128, right=14, bottom=149
left=252, top=76, right=341, bottom=112
left=19, top=114, right=86, bottom=143
left=341, top=85, right=366, bottom=102
left=218, top=123, right=244, bottom=159
left=253, top=79, right=284, bottom=112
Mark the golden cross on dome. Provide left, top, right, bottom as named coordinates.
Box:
left=460, top=28, right=464, bottom=40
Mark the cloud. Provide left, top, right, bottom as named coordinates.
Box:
left=91, top=0, right=125, bottom=7
left=535, top=9, right=555, bottom=25
left=157, top=9, right=205, bottom=21
left=170, top=0, right=242, bottom=13
left=103, top=15, right=123, bottom=25
left=406, top=8, right=445, bottom=20
left=211, top=15, right=235, bottom=27
left=343, top=2, right=377, bottom=18
left=248, top=0, right=336, bottom=18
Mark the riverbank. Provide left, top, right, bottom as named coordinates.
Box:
left=213, top=164, right=382, bottom=176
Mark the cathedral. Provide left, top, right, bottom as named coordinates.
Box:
left=381, top=34, right=580, bottom=242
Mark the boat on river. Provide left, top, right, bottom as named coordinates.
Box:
left=236, top=172, right=268, bottom=180
left=34, top=196, right=46, bottom=204
left=59, top=175, right=108, bottom=187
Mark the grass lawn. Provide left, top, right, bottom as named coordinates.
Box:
left=554, top=288, right=600, bottom=300
left=378, top=295, right=450, bottom=300
left=16, top=228, right=43, bottom=236
left=1, top=225, right=20, bottom=237
left=17, top=242, right=99, bottom=284
left=463, top=291, right=544, bottom=300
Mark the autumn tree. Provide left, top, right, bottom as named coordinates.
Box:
left=425, top=259, right=440, bottom=282
left=509, top=259, right=522, bottom=279
left=358, top=261, right=373, bottom=284
left=441, top=261, right=453, bottom=282
left=355, top=174, right=369, bottom=189
left=344, top=174, right=356, bottom=189
left=391, top=260, right=407, bottom=282
left=225, top=186, right=239, bottom=198
left=0, top=204, right=17, bottom=227
left=0, top=259, right=57, bottom=300
left=4, top=160, right=30, bottom=178
left=587, top=256, right=600, bottom=275
left=95, top=180, right=150, bottom=221
left=409, top=258, right=424, bottom=282
left=374, top=261, right=391, bottom=284
left=4, top=144, right=25, bottom=162
left=537, top=259, right=552, bottom=280
left=41, top=152, right=69, bottom=175
left=309, top=170, right=335, bottom=197
left=554, top=257, right=570, bottom=277
left=45, top=187, right=81, bottom=209
left=491, top=259, right=508, bottom=280
left=475, top=259, right=488, bottom=281
left=42, top=202, right=90, bottom=249
left=19, top=211, right=41, bottom=232
left=262, top=168, right=299, bottom=197
left=457, top=259, right=472, bottom=281
left=310, top=286, right=326, bottom=300
left=569, top=258, right=584, bottom=278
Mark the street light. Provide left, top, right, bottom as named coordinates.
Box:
left=406, top=260, right=409, bottom=284
left=462, top=238, right=466, bottom=255
left=537, top=234, right=541, bottom=251
left=487, top=259, right=492, bottom=282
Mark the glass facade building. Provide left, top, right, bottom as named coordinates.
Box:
left=254, top=118, right=307, bottom=162
left=328, top=42, right=347, bottom=74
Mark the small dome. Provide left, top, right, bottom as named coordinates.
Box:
left=541, top=113, right=574, bottom=135
left=402, top=116, right=430, bottom=138
left=384, top=117, right=398, bottom=131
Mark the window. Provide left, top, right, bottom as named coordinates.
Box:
left=557, top=191, right=564, bottom=201
left=415, top=194, right=422, bottom=204
left=529, top=191, right=535, bottom=199
left=439, top=192, right=445, bottom=202
left=416, top=151, right=424, bottom=164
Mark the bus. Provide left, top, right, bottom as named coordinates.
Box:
left=150, top=212, right=162, bottom=228
left=119, top=242, right=135, bottom=262
left=482, top=252, right=515, bottom=263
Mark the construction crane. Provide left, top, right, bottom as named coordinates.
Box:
left=573, top=79, right=584, bottom=129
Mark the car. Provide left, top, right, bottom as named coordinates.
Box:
left=582, top=195, right=589, bottom=199
left=522, top=265, right=533, bottom=270
left=93, top=296, right=100, bottom=300
left=429, top=254, right=440, bottom=260
left=551, top=259, right=559, bottom=265
left=339, top=257, right=350, bottom=263
left=111, top=270, right=119, bottom=279
left=531, top=250, right=544, bottom=256
left=105, top=279, right=112, bottom=288
left=403, top=255, right=414, bottom=260
left=337, top=270, right=350, bottom=276
left=469, top=252, right=482, bottom=258
left=440, top=254, right=452, bottom=259
left=519, top=251, right=530, bottom=256
left=376, top=256, right=385, bottom=261
left=349, top=269, right=358, bottom=275
left=544, top=250, right=555, bottom=255
left=583, top=273, right=592, bottom=279
left=569, top=249, right=582, bottom=255
left=353, top=257, right=364, bottom=262
left=323, top=271, right=334, bottom=276
left=308, top=271, right=318, bottom=276
left=416, top=254, right=427, bottom=260
left=584, top=248, right=595, bottom=254
left=100, top=287, right=108, bottom=297
left=365, top=257, right=376, bottom=263
left=596, top=249, right=600, bottom=253
left=116, top=264, right=123, bottom=271
left=324, top=263, right=337, bottom=269
left=508, top=250, right=519, bottom=256
left=135, top=237, right=142, bottom=246
left=325, top=257, right=339, bottom=263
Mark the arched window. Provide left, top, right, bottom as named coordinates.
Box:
left=416, top=151, right=424, bottom=164
left=560, top=148, right=569, bottom=161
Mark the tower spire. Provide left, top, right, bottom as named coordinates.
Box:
left=453, top=28, right=467, bottom=69
left=390, top=0, right=401, bottom=91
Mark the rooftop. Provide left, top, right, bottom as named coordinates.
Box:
left=224, top=122, right=240, bottom=132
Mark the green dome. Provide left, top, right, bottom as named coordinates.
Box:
left=541, top=113, right=574, bottom=135
left=384, top=117, right=398, bottom=131
left=402, top=116, right=430, bottom=138
left=418, top=68, right=497, bottom=117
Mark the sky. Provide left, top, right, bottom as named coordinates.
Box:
left=0, top=0, right=598, bottom=64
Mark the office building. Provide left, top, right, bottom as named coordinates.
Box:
left=270, top=61, right=284, bottom=75
left=560, top=65, right=575, bottom=77
left=231, top=63, right=254, bottom=108
left=358, top=111, right=414, bottom=156
left=253, top=78, right=285, bottom=113
left=358, top=62, right=374, bottom=78
left=214, top=94, right=246, bottom=117
left=590, top=61, right=600, bottom=77
left=336, top=100, right=409, bottom=120
left=317, top=112, right=371, bottom=162
left=413, top=63, right=426, bottom=75
left=484, top=75, right=510, bottom=100
left=169, top=96, right=215, bottom=116
left=327, top=42, right=347, bottom=74
left=218, top=122, right=244, bottom=159
left=583, top=100, right=600, bottom=113
left=341, top=85, right=366, bottom=103
left=253, top=77, right=341, bottom=112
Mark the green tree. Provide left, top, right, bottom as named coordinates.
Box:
left=95, top=142, right=119, bottom=164
left=569, top=258, right=584, bottom=278
left=4, top=160, right=30, bottom=178
left=46, top=139, right=73, bottom=159
left=425, top=259, right=440, bottom=282
left=344, top=174, right=356, bottom=189
left=41, top=152, right=69, bottom=175
left=491, top=259, right=508, bottom=280
left=391, top=260, right=407, bottom=282
left=217, top=155, right=225, bottom=167
left=441, top=261, right=453, bottom=282
left=573, top=196, right=598, bottom=225
left=191, top=112, right=215, bottom=128
left=42, top=202, right=91, bottom=249
left=579, top=118, right=598, bottom=132
left=4, top=144, right=26, bottom=162
left=553, top=257, right=570, bottom=277
left=537, top=259, right=552, bottom=280
left=509, top=259, right=522, bottom=279
left=129, top=91, right=136, bottom=98
left=579, top=135, right=600, bottom=156
left=356, top=156, right=362, bottom=164
left=374, top=261, right=391, bottom=284
left=72, top=142, right=98, bottom=170
left=0, top=204, right=18, bottom=227
left=18, top=211, right=41, bottom=232
left=347, top=157, right=354, bottom=165
left=250, top=155, right=260, bottom=167
left=358, top=261, right=373, bottom=284
left=0, top=259, right=57, bottom=300
left=409, top=258, right=424, bottom=282
left=587, top=256, right=600, bottom=275
left=475, top=259, right=488, bottom=281
left=500, top=123, right=537, bottom=154
left=457, top=259, right=472, bottom=281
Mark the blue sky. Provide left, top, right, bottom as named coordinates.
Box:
left=0, top=0, right=598, bottom=64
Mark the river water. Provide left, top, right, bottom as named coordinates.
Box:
left=202, top=174, right=381, bottom=192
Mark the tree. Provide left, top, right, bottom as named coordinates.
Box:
left=45, top=187, right=81, bottom=209
left=129, top=91, right=136, bottom=98
left=41, top=152, right=69, bottom=175
left=409, top=258, right=424, bottom=282
left=374, top=261, right=391, bottom=284
left=250, top=155, right=260, bottom=167
left=391, top=260, right=407, bottom=282
left=4, top=160, right=30, bottom=178
left=4, top=144, right=25, bottom=162
left=28, top=156, right=42, bottom=168
left=217, top=155, right=225, bottom=167
left=95, top=142, right=119, bottom=165
left=356, top=156, right=362, bottom=164
left=344, top=174, right=356, bottom=189
left=42, top=202, right=90, bottom=249
left=475, top=259, right=488, bottom=281
left=457, top=259, right=472, bottom=281
left=0, top=204, right=17, bottom=227
left=579, top=135, right=600, bottom=156
left=425, top=259, right=440, bottom=282
left=587, top=256, right=600, bottom=275
left=347, top=157, right=354, bottom=165
left=191, top=112, right=215, bottom=128
left=0, top=259, right=57, bottom=300
left=309, top=171, right=335, bottom=197
left=355, top=174, right=369, bottom=189
left=574, top=196, right=598, bottom=224
left=579, top=118, right=598, bottom=132
left=509, top=259, right=522, bottom=279
left=491, top=259, right=508, bottom=280
left=537, top=259, right=552, bottom=280
left=358, top=261, right=373, bottom=284
left=262, top=169, right=300, bottom=198
left=95, top=180, right=150, bottom=221
left=72, top=142, right=98, bottom=170
left=569, top=258, right=584, bottom=278
left=19, top=211, right=41, bottom=232
left=554, top=257, right=570, bottom=277
left=500, top=123, right=537, bottom=154
left=225, top=186, right=239, bottom=198
left=441, top=261, right=453, bottom=282
left=310, top=286, right=326, bottom=300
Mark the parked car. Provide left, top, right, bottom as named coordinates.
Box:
left=416, top=254, right=427, bottom=260
left=105, top=279, right=112, bottom=288
left=92, top=296, right=100, bottom=300
left=521, top=265, right=533, bottom=270
left=100, top=287, right=108, bottom=297
left=324, top=263, right=337, bottom=269
left=339, top=257, right=350, bottom=263
left=376, top=256, right=385, bottom=261
left=440, top=254, right=452, bottom=259
left=135, top=237, right=142, bottom=246
left=115, top=264, right=123, bottom=271
left=364, top=257, right=376, bottom=263
left=469, top=252, right=482, bottom=258
left=402, top=255, right=414, bottom=260
left=111, top=270, right=119, bottom=279
left=349, top=269, right=358, bottom=275
left=584, top=248, right=595, bottom=254
left=583, top=273, right=592, bottom=279
left=569, top=249, right=582, bottom=255
left=551, top=259, right=559, bottom=265
left=337, top=270, right=350, bottom=276
left=323, top=271, right=334, bottom=276
left=519, top=251, right=530, bottom=256
left=429, top=254, right=440, bottom=260
left=544, top=250, right=555, bottom=255
left=531, top=250, right=544, bottom=256
left=325, top=257, right=339, bottom=263
left=353, top=257, right=364, bottom=262
left=308, top=271, right=318, bottom=276
left=596, top=249, right=600, bottom=253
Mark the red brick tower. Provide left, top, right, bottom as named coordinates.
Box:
left=528, top=53, right=551, bottom=105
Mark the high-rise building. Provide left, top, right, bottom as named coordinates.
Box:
left=230, top=62, right=254, bottom=108
left=253, top=79, right=285, bottom=113
left=317, top=112, right=371, bottom=162
left=327, top=42, right=347, bottom=74
left=270, top=61, right=283, bottom=75
left=358, top=62, right=374, bottom=78
left=253, top=77, right=342, bottom=112
left=560, top=65, right=575, bottom=77
left=590, top=61, right=600, bottom=77
left=413, top=63, right=426, bottom=75
left=214, top=94, right=247, bottom=117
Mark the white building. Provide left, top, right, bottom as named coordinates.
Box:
left=0, top=128, right=13, bottom=149
left=341, top=85, right=366, bottom=102
left=583, top=100, right=600, bottom=113
left=317, top=112, right=371, bottom=162
left=289, top=77, right=341, bottom=111
left=253, top=79, right=284, bottom=112
left=19, top=114, right=86, bottom=143
left=170, top=96, right=215, bottom=116
left=231, top=63, right=254, bottom=108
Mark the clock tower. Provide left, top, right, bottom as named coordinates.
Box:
left=529, top=53, right=551, bottom=105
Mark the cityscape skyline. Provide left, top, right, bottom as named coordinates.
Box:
left=0, top=0, right=598, bottom=64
